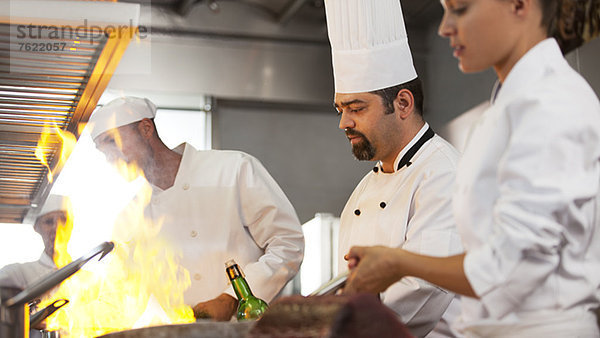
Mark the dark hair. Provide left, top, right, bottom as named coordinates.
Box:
left=370, top=77, right=424, bottom=116
left=539, top=0, right=559, bottom=36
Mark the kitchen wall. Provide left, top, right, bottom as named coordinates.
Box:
left=214, top=101, right=373, bottom=223
left=422, top=24, right=497, bottom=130
left=565, top=37, right=600, bottom=99
left=103, top=3, right=374, bottom=223
left=103, top=2, right=600, bottom=223
left=104, top=2, right=334, bottom=106
left=423, top=20, right=600, bottom=151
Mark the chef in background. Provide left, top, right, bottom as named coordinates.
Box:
left=0, top=194, right=70, bottom=288
left=88, top=97, right=304, bottom=321
left=344, top=0, right=600, bottom=336
left=325, top=0, right=463, bottom=336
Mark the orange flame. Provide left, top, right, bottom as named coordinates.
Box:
left=53, top=201, right=74, bottom=269
left=40, top=123, right=195, bottom=337
left=34, top=124, right=77, bottom=183
left=34, top=128, right=53, bottom=183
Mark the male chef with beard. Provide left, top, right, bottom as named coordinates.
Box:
left=325, top=0, right=463, bottom=336
left=87, top=97, right=304, bottom=321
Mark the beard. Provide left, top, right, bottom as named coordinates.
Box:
left=110, top=157, right=144, bottom=182
left=346, top=128, right=376, bottom=161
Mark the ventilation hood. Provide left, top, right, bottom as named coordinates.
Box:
left=0, top=0, right=140, bottom=224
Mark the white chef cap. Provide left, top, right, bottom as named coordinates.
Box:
left=39, top=194, right=70, bottom=217
left=88, top=97, right=157, bottom=140
left=324, top=0, right=417, bottom=93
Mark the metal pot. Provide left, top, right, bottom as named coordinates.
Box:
left=0, top=287, right=29, bottom=338
left=0, top=241, right=114, bottom=338
left=40, top=330, right=60, bottom=338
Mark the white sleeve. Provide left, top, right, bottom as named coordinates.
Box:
left=0, top=263, right=26, bottom=288
left=388, top=161, right=464, bottom=337
left=221, top=154, right=304, bottom=302
left=464, top=95, right=600, bottom=319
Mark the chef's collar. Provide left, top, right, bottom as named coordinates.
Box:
left=172, top=143, right=186, bottom=155
left=374, top=123, right=433, bottom=173
left=491, top=81, right=502, bottom=104
left=493, top=38, right=560, bottom=105
left=150, top=142, right=190, bottom=193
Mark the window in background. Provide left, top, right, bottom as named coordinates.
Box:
left=300, top=213, right=340, bottom=296
left=154, top=108, right=211, bottom=151
left=0, top=108, right=211, bottom=268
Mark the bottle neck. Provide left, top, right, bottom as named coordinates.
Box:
left=231, top=277, right=254, bottom=301
left=226, top=263, right=255, bottom=301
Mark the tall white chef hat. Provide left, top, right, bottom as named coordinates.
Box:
left=88, top=96, right=157, bottom=140
left=39, top=194, right=70, bottom=217
left=325, top=0, right=417, bottom=93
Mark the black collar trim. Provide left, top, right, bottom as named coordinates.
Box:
left=397, top=127, right=435, bottom=171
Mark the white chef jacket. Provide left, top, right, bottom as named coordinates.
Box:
left=338, top=123, right=464, bottom=337
left=0, top=252, right=56, bottom=288
left=0, top=254, right=57, bottom=338
left=454, top=38, right=600, bottom=337
left=116, top=144, right=304, bottom=306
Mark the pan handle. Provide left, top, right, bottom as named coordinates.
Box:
left=30, top=299, right=69, bottom=328
left=4, top=241, right=114, bottom=307
left=309, top=270, right=349, bottom=296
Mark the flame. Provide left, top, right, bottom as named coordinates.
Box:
left=34, top=124, right=77, bottom=183
left=34, top=127, right=53, bottom=183
left=53, top=202, right=74, bottom=269
left=134, top=27, right=141, bottom=44
left=35, top=124, right=76, bottom=269
left=40, top=123, right=195, bottom=337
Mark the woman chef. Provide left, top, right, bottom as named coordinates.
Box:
left=343, top=0, right=600, bottom=336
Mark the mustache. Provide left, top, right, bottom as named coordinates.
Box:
left=345, top=128, right=365, bottom=138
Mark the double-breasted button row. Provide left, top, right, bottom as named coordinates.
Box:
left=354, top=202, right=387, bottom=216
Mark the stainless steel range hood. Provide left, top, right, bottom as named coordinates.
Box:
left=0, top=1, right=140, bottom=224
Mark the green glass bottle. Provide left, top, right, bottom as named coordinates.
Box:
left=225, top=259, right=269, bottom=321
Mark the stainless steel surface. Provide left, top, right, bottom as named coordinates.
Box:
left=1, top=242, right=113, bottom=338
left=41, top=330, right=60, bottom=338
left=0, top=23, right=110, bottom=224
left=106, top=0, right=441, bottom=110
left=277, top=0, right=309, bottom=24
left=4, top=241, right=114, bottom=307
left=309, top=270, right=349, bottom=296
left=1, top=1, right=137, bottom=224
left=95, top=321, right=255, bottom=338
left=30, top=299, right=68, bottom=329
left=123, top=0, right=441, bottom=28
left=0, top=287, right=28, bottom=338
